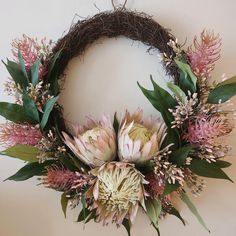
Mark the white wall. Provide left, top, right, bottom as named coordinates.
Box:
left=0, top=0, right=236, bottom=236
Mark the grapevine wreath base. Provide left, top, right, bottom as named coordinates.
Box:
left=1, top=8, right=236, bottom=236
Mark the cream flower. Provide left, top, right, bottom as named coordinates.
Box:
left=118, top=109, right=167, bottom=163
left=87, top=162, right=147, bottom=225
left=62, top=115, right=116, bottom=168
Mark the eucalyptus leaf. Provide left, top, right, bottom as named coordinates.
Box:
left=113, top=112, right=119, bottom=134
left=5, top=160, right=53, bottom=181
left=31, top=59, right=40, bottom=86
left=163, top=181, right=180, bottom=196
left=189, top=158, right=233, bottom=182
left=122, top=219, right=131, bottom=236
left=2, top=59, right=28, bottom=89
left=175, top=59, right=197, bottom=93
left=22, top=93, right=40, bottom=122
left=0, top=102, right=33, bottom=123
left=61, top=192, right=69, bottom=218
left=40, top=96, right=59, bottom=129
left=0, top=144, right=38, bottom=162
left=169, top=146, right=193, bottom=166
left=18, top=50, right=28, bottom=80
left=167, top=82, right=186, bottom=102
left=207, top=82, right=236, bottom=103
left=168, top=207, right=186, bottom=225
left=145, top=198, right=162, bottom=227
left=214, top=160, right=232, bottom=168
left=180, top=191, right=210, bottom=232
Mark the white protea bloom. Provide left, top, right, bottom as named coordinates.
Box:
left=118, top=109, right=167, bottom=163
left=62, top=115, right=116, bottom=168
left=87, top=162, right=147, bottom=225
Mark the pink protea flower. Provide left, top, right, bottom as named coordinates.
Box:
left=118, top=109, right=167, bottom=163
left=182, top=115, right=232, bottom=149
left=187, top=30, right=221, bottom=77
left=62, top=114, right=116, bottom=168
left=11, top=34, right=52, bottom=78
left=0, top=122, right=42, bottom=147
left=43, top=167, right=90, bottom=192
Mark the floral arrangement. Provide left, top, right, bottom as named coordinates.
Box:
left=1, top=11, right=235, bottom=236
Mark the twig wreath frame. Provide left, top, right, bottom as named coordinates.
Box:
left=1, top=7, right=236, bottom=236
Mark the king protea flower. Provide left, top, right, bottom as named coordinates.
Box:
left=118, top=109, right=167, bottom=163
left=62, top=115, right=116, bottom=168
left=0, top=122, right=42, bottom=147
left=87, top=162, right=147, bottom=225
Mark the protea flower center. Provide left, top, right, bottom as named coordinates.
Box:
left=89, top=162, right=147, bottom=225
left=81, top=127, right=102, bottom=143
left=128, top=123, right=153, bottom=147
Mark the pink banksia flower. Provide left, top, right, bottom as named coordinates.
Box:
left=183, top=115, right=232, bottom=149
left=187, top=30, right=221, bottom=77
left=0, top=123, right=42, bottom=147
left=62, top=114, right=116, bottom=168
left=43, top=167, right=90, bottom=192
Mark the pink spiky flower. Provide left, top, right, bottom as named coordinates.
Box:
left=43, top=167, right=90, bottom=192
left=0, top=123, right=42, bottom=147
left=182, top=115, right=231, bottom=149
left=11, top=34, right=52, bottom=78
left=187, top=30, right=221, bottom=77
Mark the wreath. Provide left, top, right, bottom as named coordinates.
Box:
left=1, top=9, right=235, bottom=236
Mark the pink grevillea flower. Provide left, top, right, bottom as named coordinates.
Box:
left=187, top=30, right=221, bottom=77
left=43, top=167, right=90, bottom=192
left=0, top=123, right=42, bottom=147
left=11, top=34, right=52, bottom=78
left=182, top=115, right=231, bottom=149
left=62, top=115, right=116, bottom=168
left=118, top=109, right=167, bottom=163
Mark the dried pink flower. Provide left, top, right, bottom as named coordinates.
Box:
left=43, top=167, right=90, bottom=192
left=182, top=115, right=231, bottom=149
left=0, top=123, right=42, bottom=147
left=11, top=34, right=52, bottom=78
left=187, top=30, right=221, bottom=77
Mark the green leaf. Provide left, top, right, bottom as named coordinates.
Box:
left=122, top=219, right=131, bottom=236
left=40, top=96, right=59, bottom=129
left=207, top=76, right=236, bottom=103
left=5, top=160, right=53, bottom=181
left=168, top=207, right=186, bottom=225
left=45, top=50, right=62, bottom=95
left=0, top=102, right=33, bottom=123
left=145, top=198, right=162, bottom=227
left=31, top=59, right=40, bottom=86
left=46, top=50, right=62, bottom=82
left=0, top=144, right=38, bottom=162
left=189, top=158, right=233, bottom=182
left=138, top=75, right=180, bottom=149
left=61, top=192, right=69, bottom=218
left=151, top=223, right=160, bottom=236
left=18, top=51, right=28, bottom=80
left=113, top=112, right=119, bottom=134
left=2, top=59, right=28, bottom=89
left=180, top=191, right=210, bottom=232
left=167, top=82, right=187, bottom=102
left=169, top=146, right=193, bottom=166
left=77, top=208, right=94, bottom=223
left=81, top=194, right=86, bottom=223
left=214, top=160, right=232, bottom=168
left=175, top=59, right=197, bottom=93
left=22, top=93, right=40, bottom=122
left=163, top=181, right=180, bottom=196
